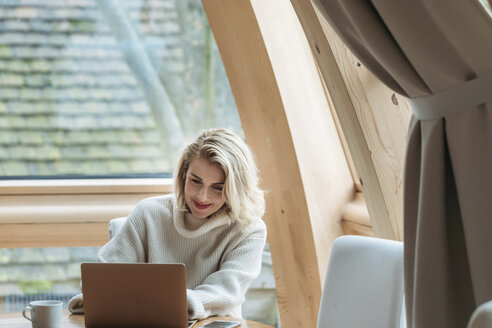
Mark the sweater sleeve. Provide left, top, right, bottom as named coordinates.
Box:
left=69, top=204, right=149, bottom=314
left=97, top=205, right=148, bottom=263
left=187, top=221, right=267, bottom=319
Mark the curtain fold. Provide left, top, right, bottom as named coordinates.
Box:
left=315, top=0, right=492, bottom=326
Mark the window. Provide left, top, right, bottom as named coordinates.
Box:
left=0, top=2, right=278, bottom=326
left=0, top=246, right=100, bottom=313
left=0, top=0, right=242, bottom=178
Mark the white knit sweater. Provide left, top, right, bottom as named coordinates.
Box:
left=96, top=194, right=267, bottom=320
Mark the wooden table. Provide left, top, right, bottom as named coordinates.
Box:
left=0, top=311, right=274, bottom=328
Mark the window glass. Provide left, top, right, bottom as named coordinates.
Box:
left=0, top=246, right=100, bottom=313
left=0, top=0, right=242, bottom=178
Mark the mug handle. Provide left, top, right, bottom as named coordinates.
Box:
left=22, top=306, right=33, bottom=322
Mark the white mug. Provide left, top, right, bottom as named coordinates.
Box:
left=22, top=300, right=63, bottom=328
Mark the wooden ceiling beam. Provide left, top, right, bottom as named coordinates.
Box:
left=203, top=0, right=355, bottom=327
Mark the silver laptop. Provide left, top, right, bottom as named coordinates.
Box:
left=81, top=263, right=190, bottom=328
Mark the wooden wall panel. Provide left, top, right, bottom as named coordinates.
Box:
left=203, top=0, right=355, bottom=327
left=290, top=0, right=411, bottom=240
left=314, top=7, right=412, bottom=240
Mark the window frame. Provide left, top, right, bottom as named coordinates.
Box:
left=0, top=178, right=172, bottom=248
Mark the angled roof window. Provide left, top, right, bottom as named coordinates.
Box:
left=0, top=0, right=241, bottom=178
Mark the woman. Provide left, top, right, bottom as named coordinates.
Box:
left=70, top=128, right=267, bottom=320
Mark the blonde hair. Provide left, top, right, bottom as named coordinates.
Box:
left=174, top=128, right=265, bottom=226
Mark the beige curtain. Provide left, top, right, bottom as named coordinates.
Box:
left=314, top=0, right=492, bottom=327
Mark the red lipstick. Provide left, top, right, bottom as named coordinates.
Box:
left=194, top=200, right=211, bottom=210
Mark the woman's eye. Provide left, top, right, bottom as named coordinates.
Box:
left=212, top=186, right=223, bottom=192
left=191, top=178, right=201, bottom=184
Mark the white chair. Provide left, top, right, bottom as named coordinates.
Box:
left=317, top=235, right=404, bottom=328
left=467, top=300, right=492, bottom=328
left=108, top=217, right=127, bottom=239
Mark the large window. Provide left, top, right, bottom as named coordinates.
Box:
left=0, top=1, right=278, bottom=325
left=0, top=0, right=242, bottom=178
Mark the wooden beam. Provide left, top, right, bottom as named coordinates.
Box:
left=315, top=7, right=412, bottom=241
left=203, top=0, right=354, bottom=327
left=341, top=192, right=374, bottom=237
left=290, top=0, right=412, bottom=240
left=341, top=221, right=375, bottom=237
left=342, top=192, right=371, bottom=226
left=0, top=178, right=173, bottom=195
left=0, top=223, right=109, bottom=248
left=0, top=194, right=162, bottom=224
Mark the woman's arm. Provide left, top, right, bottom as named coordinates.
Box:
left=187, top=223, right=267, bottom=319
left=97, top=207, right=148, bottom=263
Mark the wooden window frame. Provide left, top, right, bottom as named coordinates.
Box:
left=0, top=178, right=172, bottom=248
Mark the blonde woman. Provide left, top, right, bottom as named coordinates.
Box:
left=72, top=128, right=266, bottom=320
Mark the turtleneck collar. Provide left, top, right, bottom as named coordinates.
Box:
left=173, top=205, right=231, bottom=238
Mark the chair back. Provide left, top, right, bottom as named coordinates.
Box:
left=317, top=235, right=404, bottom=328
left=467, top=301, right=492, bottom=328
left=108, top=217, right=127, bottom=239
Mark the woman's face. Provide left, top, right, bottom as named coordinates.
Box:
left=184, top=157, right=226, bottom=219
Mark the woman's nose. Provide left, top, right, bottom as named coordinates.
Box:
left=197, top=187, right=208, bottom=201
